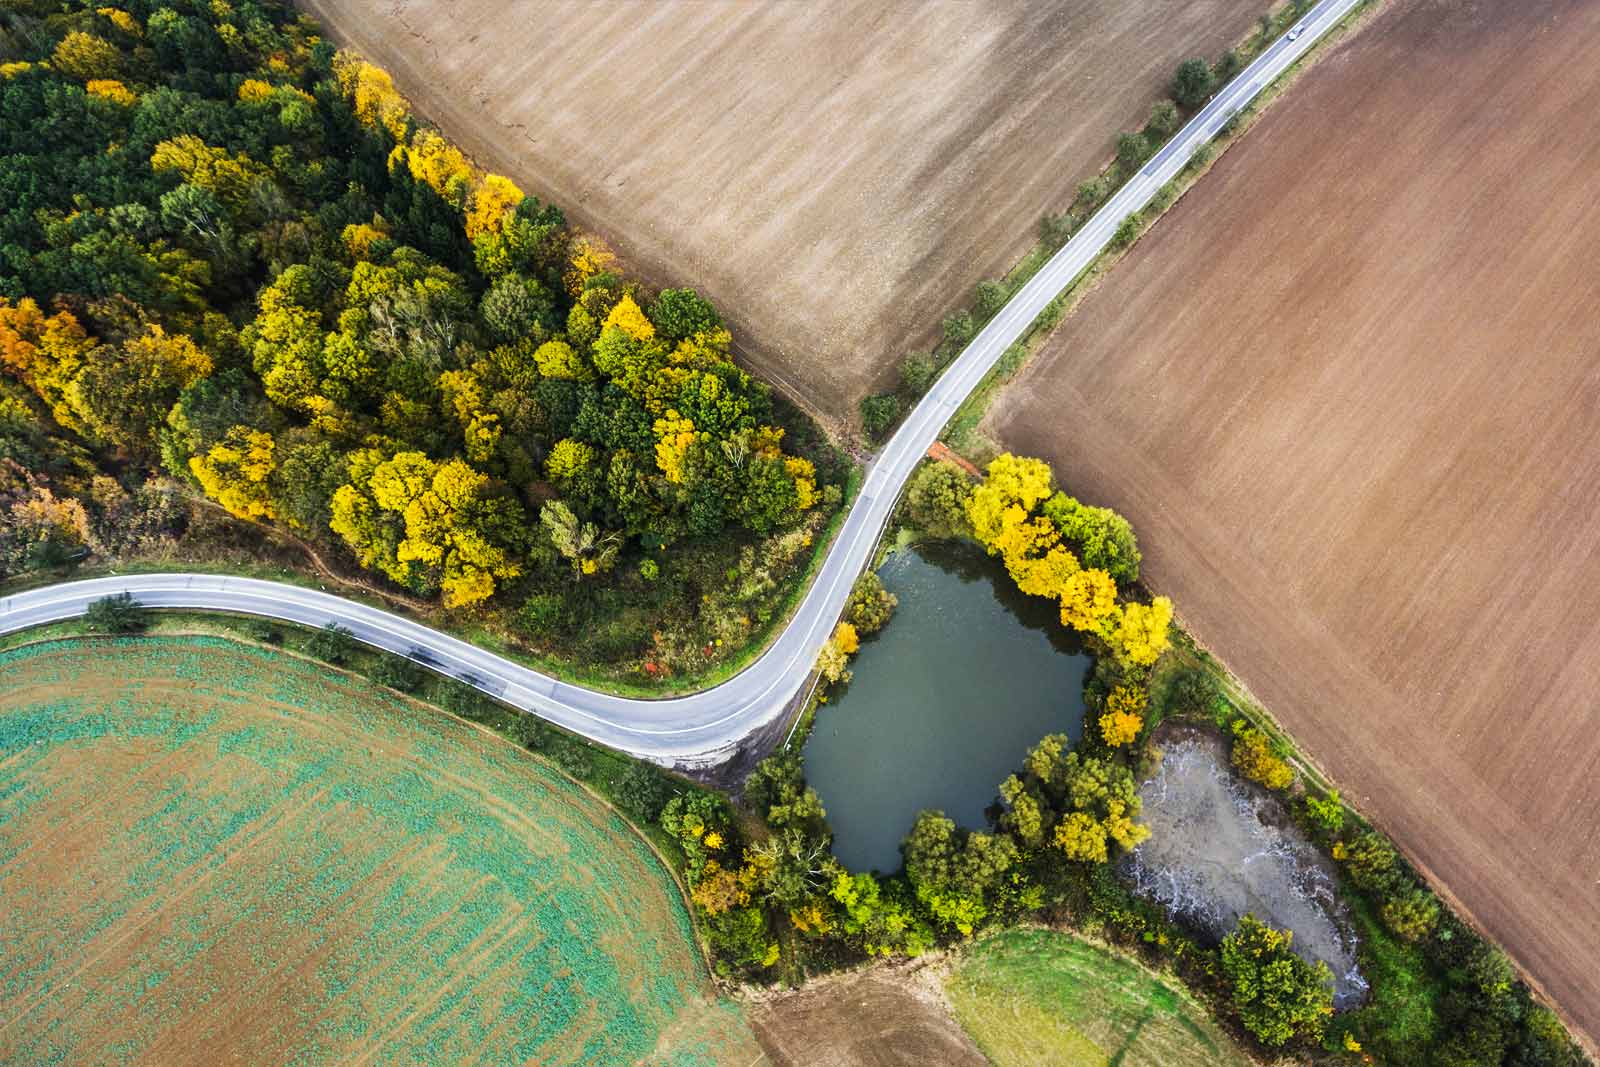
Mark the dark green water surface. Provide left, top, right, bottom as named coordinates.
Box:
left=803, top=542, right=1089, bottom=872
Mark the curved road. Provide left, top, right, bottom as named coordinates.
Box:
left=0, top=0, right=1359, bottom=766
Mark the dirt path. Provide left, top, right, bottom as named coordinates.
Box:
left=987, top=0, right=1600, bottom=1045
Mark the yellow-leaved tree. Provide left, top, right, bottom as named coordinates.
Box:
left=1114, top=596, right=1173, bottom=666
left=190, top=426, right=276, bottom=520
left=465, top=173, right=523, bottom=239
left=1099, top=685, right=1146, bottom=747
left=603, top=294, right=656, bottom=341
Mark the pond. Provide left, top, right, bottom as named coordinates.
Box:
left=803, top=541, right=1091, bottom=873
left=1124, top=727, right=1366, bottom=1007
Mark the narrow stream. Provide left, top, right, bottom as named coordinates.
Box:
left=803, top=542, right=1090, bottom=873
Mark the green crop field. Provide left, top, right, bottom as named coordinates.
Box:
left=0, top=636, right=762, bottom=1065
left=945, top=929, right=1250, bottom=1067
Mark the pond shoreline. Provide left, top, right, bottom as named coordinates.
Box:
left=804, top=542, right=1091, bottom=873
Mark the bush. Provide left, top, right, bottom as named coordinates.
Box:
left=905, top=461, right=973, bottom=540
left=1303, top=790, right=1345, bottom=833
left=1172, top=57, right=1216, bottom=109
left=1165, top=667, right=1221, bottom=718
left=306, top=622, right=355, bottom=665
left=898, top=352, right=936, bottom=396
left=1116, top=131, right=1150, bottom=170
left=1112, top=213, right=1142, bottom=248
left=1213, top=48, right=1242, bottom=84
left=1381, top=888, right=1441, bottom=944
left=243, top=617, right=282, bottom=645
left=517, top=592, right=567, bottom=640
left=1220, top=915, right=1333, bottom=1046
left=1146, top=99, right=1180, bottom=139
left=941, top=311, right=975, bottom=349
left=1074, top=177, right=1107, bottom=210
left=516, top=714, right=552, bottom=750
left=1039, top=211, right=1075, bottom=250
left=1230, top=721, right=1293, bottom=790
left=443, top=685, right=494, bottom=722
left=860, top=394, right=902, bottom=441
left=371, top=653, right=424, bottom=692
left=83, top=592, right=149, bottom=634
left=973, top=279, right=1008, bottom=320
left=615, top=762, right=674, bottom=822
left=846, top=572, right=898, bottom=635
left=548, top=735, right=593, bottom=778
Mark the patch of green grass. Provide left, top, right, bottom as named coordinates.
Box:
left=945, top=928, right=1251, bottom=1067
left=1328, top=900, right=1440, bottom=1065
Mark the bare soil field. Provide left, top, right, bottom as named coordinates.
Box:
left=295, top=0, right=1264, bottom=424
left=0, top=637, right=762, bottom=1065
left=748, top=961, right=985, bottom=1067
left=988, top=0, right=1600, bottom=1044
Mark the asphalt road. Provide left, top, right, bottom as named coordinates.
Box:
left=0, top=0, right=1361, bottom=765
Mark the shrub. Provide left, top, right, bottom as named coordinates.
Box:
left=941, top=311, right=975, bottom=349
left=859, top=393, right=901, bottom=441
left=1339, top=832, right=1401, bottom=894
left=83, top=591, right=148, bottom=634
left=638, top=558, right=659, bottom=581
left=973, top=279, right=1008, bottom=320
left=615, top=762, right=674, bottom=822
left=1039, top=211, right=1074, bottom=250
left=1213, top=48, right=1243, bottom=84
left=516, top=714, right=552, bottom=750
left=443, top=685, right=494, bottom=722
left=243, top=617, right=282, bottom=644
left=1304, top=790, right=1345, bottom=833
left=306, top=622, right=355, bottom=665
left=905, top=461, right=973, bottom=540
left=1220, top=915, right=1333, bottom=1046
left=1074, top=177, right=1106, bottom=210
left=1230, top=721, right=1293, bottom=790
left=1112, top=213, right=1142, bottom=248
left=1116, top=131, right=1150, bottom=170
left=1165, top=667, right=1221, bottom=718
left=1146, top=99, right=1180, bottom=138
left=1381, top=888, right=1441, bottom=944
left=898, top=352, right=936, bottom=396
left=371, top=653, right=424, bottom=692
left=846, top=572, right=897, bottom=635
left=1172, top=57, right=1216, bottom=109
left=548, top=735, right=593, bottom=778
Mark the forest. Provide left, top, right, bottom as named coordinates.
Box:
left=0, top=0, right=843, bottom=679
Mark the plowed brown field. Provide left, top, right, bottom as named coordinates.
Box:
left=989, top=0, right=1600, bottom=1044
left=295, top=0, right=1263, bottom=424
